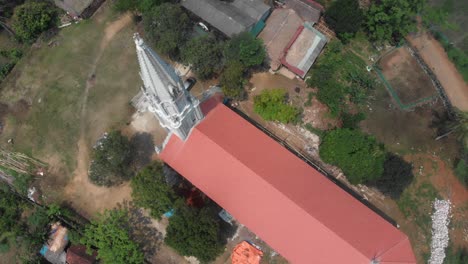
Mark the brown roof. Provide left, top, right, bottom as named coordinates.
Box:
left=66, top=245, right=96, bottom=264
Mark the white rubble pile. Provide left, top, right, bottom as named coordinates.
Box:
left=428, top=199, right=451, bottom=264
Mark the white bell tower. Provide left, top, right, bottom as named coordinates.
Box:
left=133, top=33, right=204, bottom=140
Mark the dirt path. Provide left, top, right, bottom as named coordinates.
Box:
left=407, top=32, right=468, bottom=111
left=64, top=13, right=133, bottom=218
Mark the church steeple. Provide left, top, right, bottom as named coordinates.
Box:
left=133, top=33, right=203, bottom=140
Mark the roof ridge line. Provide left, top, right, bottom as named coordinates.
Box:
left=374, top=236, right=413, bottom=264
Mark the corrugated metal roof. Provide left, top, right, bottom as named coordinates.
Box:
left=160, top=99, right=417, bottom=264
left=181, top=0, right=270, bottom=37
left=283, top=22, right=327, bottom=78
left=284, top=0, right=323, bottom=23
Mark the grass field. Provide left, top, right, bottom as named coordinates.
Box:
left=0, top=6, right=140, bottom=196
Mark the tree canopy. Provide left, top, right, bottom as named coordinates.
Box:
left=12, top=1, right=58, bottom=43
left=131, top=162, right=179, bottom=219
left=220, top=61, right=246, bottom=100
left=224, top=32, right=265, bottom=68
left=320, top=129, right=386, bottom=184
left=0, top=184, right=24, bottom=236
left=165, top=202, right=224, bottom=262
left=81, top=209, right=144, bottom=264
left=254, top=88, right=301, bottom=124
left=89, top=131, right=134, bottom=187
left=325, top=0, right=363, bottom=41
left=366, top=0, right=423, bottom=43
left=182, top=34, right=224, bottom=80
left=143, top=3, right=191, bottom=58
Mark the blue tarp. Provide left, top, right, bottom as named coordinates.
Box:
left=39, top=245, right=48, bottom=256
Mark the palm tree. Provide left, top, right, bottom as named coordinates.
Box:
left=436, top=110, right=468, bottom=147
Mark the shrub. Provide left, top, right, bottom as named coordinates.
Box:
left=220, top=61, right=246, bottom=100
left=224, top=32, right=266, bottom=68
left=454, top=159, right=468, bottom=186
left=131, top=162, right=179, bottom=219
left=89, top=131, right=134, bottom=186
left=254, top=88, right=301, bottom=124
left=12, top=1, right=58, bottom=43
left=165, top=202, right=224, bottom=262
left=320, top=128, right=386, bottom=184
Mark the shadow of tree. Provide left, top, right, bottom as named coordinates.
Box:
left=118, top=201, right=163, bottom=261
left=370, top=153, right=414, bottom=199
left=130, top=132, right=154, bottom=170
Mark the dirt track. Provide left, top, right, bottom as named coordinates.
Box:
left=407, top=32, right=468, bottom=111
left=64, top=13, right=133, bottom=218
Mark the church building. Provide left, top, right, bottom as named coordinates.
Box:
left=132, top=34, right=417, bottom=264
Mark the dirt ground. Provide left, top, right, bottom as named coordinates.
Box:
left=407, top=32, right=468, bottom=111
left=379, top=46, right=437, bottom=105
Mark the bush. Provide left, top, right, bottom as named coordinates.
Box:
left=254, top=88, right=301, bottom=124
left=320, top=128, right=386, bottom=184
left=454, top=159, right=468, bottom=186
left=165, top=202, right=224, bottom=262
left=113, top=0, right=168, bottom=13
left=220, top=61, right=246, bottom=100
left=341, top=112, right=365, bottom=129
left=89, top=131, right=134, bottom=186
left=131, top=162, right=179, bottom=219
left=81, top=209, right=144, bottom=264
left=12, top=1, right=58, bottom=43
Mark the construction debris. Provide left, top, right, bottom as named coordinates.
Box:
left=428, top=199, right=451, bottom=264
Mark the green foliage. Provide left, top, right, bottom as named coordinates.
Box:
left=444, top=245, right=468, bottom=264
left=220, top=61, right=246, bottom=100
left=89, top=130, right=134, bottom=187
left=0, top=165, right=32, bottom=195
left=0, top=185, right=24, bottom=236
left=182, top=35, right=224, bottom=80
left=304, top=92, right=314, bottom=107
left=341, top=112, right=365, bottom=129
left=113, top=0, right=168, bottom=13
left=143, top=3, right=191, bottom=58
left=366, top=0, right=422, bottom=43
left=319, top=129, right=386, bottom=184
left=224, top=32, right=265, bottom=68
left=325, top=0, right=363, bottom=41
left=371, top=154, right=414, bottom=198
left=306, top=41, right=373, bottom=116
left=254, top=88, right=301, bottom=124
left=12, top=1, right=58, bottom=43
left=80, top=209, right=144, bottom=264
left=304, top=123, right=325, bottom=138
left=0, top=0, right=25, bottom=18
left=454, top=159, right=468, bottom=186
left=131, top=162, right=178, bottom=219
left=165, top=202, right=224, bottom=262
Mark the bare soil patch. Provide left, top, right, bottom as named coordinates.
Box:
left=407, top=32, right=468, bottom=111
left=379, top=47, right=436, bottom=105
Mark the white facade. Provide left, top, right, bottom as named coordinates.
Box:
left=133, top=34, right=203, bottom=140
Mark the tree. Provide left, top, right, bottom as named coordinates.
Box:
left=89, top=131, right=134, bottom=187
left=143, top=3, right=191, bottom=58
left=165, top=202, right=224, bottom=262
left=81, top=209, right=144, bottom=264
left=371, top=154, right=414, bottom=198
left=12, top=1, right=58, bottom=43
left=220, top=61, right=246, bottom=100
left=320, top=128, right=386, bottom=184
left=131, top=162, right=179, bottom=219
left=325, top=0, right=364, bottom=41
left=182, top=35, right=224, bottom=80
left=224, top=32, right=266, bottom=68
left=254, top=88, right=301, bottom=124
left=366, top=0, right=423, bottom=43
left=436, top=111, right=468, bottom=148
left=0, top=184, right=24, bottom=236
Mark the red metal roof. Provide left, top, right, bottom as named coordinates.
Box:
left=160, top=100, right=416, bottom=264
